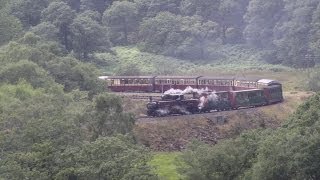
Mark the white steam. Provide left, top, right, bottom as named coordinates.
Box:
left=164, top=86, right=210, bottom=95
left=198, top=93, right=218, bottom=110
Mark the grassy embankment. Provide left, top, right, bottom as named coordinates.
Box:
left=149, top=152, right=184, bottom=180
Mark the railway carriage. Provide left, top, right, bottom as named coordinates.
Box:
left=197, top=76, right=235, bottom=91
left=258, top=79, right=283, bottom=104
left=231, top=89, right=268, bottom=109
left=153, top=76, right=201, bottom=92
left=234, top=77, right=260, bottom=90
left=99, top=76, right=156, bottom=92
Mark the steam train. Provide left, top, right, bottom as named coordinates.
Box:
left=98, top=75, right=283, bottom=117
left=146, top=86, right=283, bottom=117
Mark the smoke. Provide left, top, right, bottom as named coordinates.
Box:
left=198, top=93, right=218, bottom=110
left=173, top=106, right=191, bottom=115
left=156, top=109, right=170, bottom=116
left=164, top=86, right=210, bottom=95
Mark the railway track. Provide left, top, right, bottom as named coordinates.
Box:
left=136, top=102, right=281, bottom=122
left=111, top=92, right=163, bottom=101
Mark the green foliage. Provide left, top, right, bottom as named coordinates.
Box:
left=83, top=93, right=135, bottom=140
left=179, top=130, right=265, bottom=180
left=0, top=60, right=54, bottom=88
left=31, top=22, right=60, bottom=42
left=103, top=1, right=139, bottom=45
left=150, top=152, right=184, bottom=180
left=0, top=33, right=104, bottom=94
left=42, top=1, right=76, bottom=51
left=244, top=0, right=284, bottom=48
left=96, top=46, right=292, bottom=76
left=180, top=93, right=320, bottom=180
left=139, top=12, right=183, bottom=55
left=57, top=135, right=157, bottom=180
left=8, top=0, right=48, bottom=27
left=307, top=68, right=320, bottom=92
left=71, top=10, right=109, bottom=60
left=3, top=0, right=320, bottom=68
left=273, top=0, right=318, bottom=68
left=0, top=11, right=22, bottom=46
left=0, top=82, right=157, bottom=179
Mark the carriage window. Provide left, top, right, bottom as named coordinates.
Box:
left=217, top=80, right=221, bottom=85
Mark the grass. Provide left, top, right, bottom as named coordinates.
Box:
left=95, top=46, right=310, bottom=91
left=150, top=152, right=184, bottom=180
left=95, top=46, right=293, bottom=75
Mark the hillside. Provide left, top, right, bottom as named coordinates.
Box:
left=176, top=92, right=320, bottom=179
left=1, top=0, right=320, bottom=179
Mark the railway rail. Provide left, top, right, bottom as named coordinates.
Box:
left=111, top=92, right=163, bottom=101
left=137, top=100, right=283, bottom=121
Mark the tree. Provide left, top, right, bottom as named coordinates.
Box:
left=218, top=0, right=249, bottom=44
left=0, top=82, right=155, bottom=179
left=0, top=0, right=9, bottom=9
left=31, top=22, right=59, bottom=42
left=139, top=12, right=183, bottom=56
left=56, top=136, right=158, bottom=180
left=273, top=0, right=319, bottom=68
left=247, top=93, right=320, bottom=179
left=103, top=1, right=139, bottom=45
left=135, top=0, right=181, bottom=18
left=179, top=15, right=220, bottom=59
left=83, top=93, right=135, bottom=140
left=0, top=60, right=55, bottom=88
left=179, top=131, right=264, bottom=180
left=115, top=63, right=142, bottom=76
left=80, top=0, right=111, bottom=14
left=244, top=0, right=284, bottom=48
left=71, top=11, right=109, bottom=60
left=9, top=0, right=48, bottom=27
left=310, top=2, right=320, bottom=63
left=179, top=0, right=220, bottom=20
left=42, top=2, right=76, bottom=51
left=0, top=12, right=22, bottom=45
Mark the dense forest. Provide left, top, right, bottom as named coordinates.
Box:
left=1, top=0, right=320, bottom=179
left=1, top=0, right=320, bottom=67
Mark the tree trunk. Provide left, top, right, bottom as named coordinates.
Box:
left=222, top=25, right=228, bottom=44
left=123, top=18, right=128, bottom=44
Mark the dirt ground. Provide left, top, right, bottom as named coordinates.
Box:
left=130, top=91, right=314, bottom=151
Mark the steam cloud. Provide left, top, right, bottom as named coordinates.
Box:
left=163, top=86, right=218, bottom=111
left=164, top=86, right=210, bottom=95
